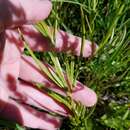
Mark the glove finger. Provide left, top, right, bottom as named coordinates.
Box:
left=19, top=55, right=97, bottom=107
left=8, top=79, right=69, bottom=116
left=20, top=25, right=97, bottom=58
left=0, top=98, right=61, bottom=130
left=20, top=55, right=65, bottom=96
left=72, top=81, right=97, bottom=107
left=0, top=0, right=52, bottom=28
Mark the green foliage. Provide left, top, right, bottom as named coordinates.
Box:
left=100, top=102, right=130, bottom=130
left=0, top=119, right=25, bottom=130
left=50, top=0, right=130, bottom=129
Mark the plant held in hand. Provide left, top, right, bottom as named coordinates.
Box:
left=0, top=0, right=97, bottom=130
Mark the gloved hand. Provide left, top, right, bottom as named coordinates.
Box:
left=0, top=0, right=97, bottom=130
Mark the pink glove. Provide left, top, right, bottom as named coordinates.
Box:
left=0, top=0, right=97, bottom=129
